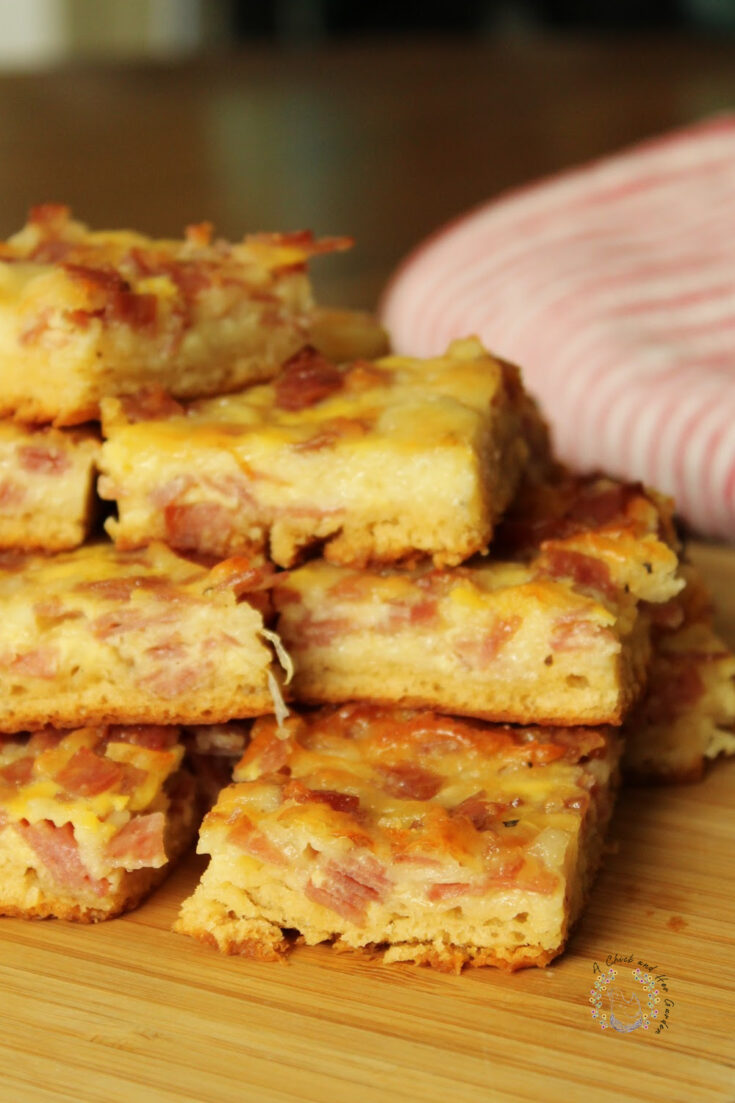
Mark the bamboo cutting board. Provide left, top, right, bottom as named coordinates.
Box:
left=1, top=543, right=733, bottom=1103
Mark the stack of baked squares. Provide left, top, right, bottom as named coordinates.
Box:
left=0, top=207, right=732, bottom=971
left=0, top=204, right=363, bottom=921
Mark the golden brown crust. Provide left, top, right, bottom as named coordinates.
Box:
left=99, top=338, right=539, bottom=569
left=282, top=689, right=627, bottom=729
left=0, top=693, right=276, bottom=734
left=0, top=206, right=338, bottom=425
left=176, top=705, right=620, bottom=971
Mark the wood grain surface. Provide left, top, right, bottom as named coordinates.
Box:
left=0, top=540, right=732, bottom=1103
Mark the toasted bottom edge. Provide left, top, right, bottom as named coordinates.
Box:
left=174, top=905, right=563, bottom=974
left=0, top=695, right=275, bottom=734
left=285, top=687, right=626, bottom=728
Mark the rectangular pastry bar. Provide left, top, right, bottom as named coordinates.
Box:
left=175, top=704, right=621, bottom=971
left=0, top=420, right=98, bottom=550
left=274, top=476, right=683, bottom=726
left=0, top=204, right=340, bottom=425
left=0, top=543, right=287, bottom=731
left=622, top=567, right=735, bottom=782
left=0, top=724, right=197, bottom=921
left=99, top=338, right=542, bottom=568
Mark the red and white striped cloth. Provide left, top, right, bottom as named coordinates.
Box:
left=381, top=117, right=735, bottom=541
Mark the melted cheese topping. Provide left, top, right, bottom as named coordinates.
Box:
left=1, top=207, right=340, bottom=297
left=0, top=726, right=183, bottom=878
left=101, top=338, right=510, bottom=458
left=203, top=706, right=617, bottom=892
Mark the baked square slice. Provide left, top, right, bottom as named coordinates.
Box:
left=274, top=477, right=683, bottom=726
left=0, top=420, right=99, bottom=550
left=99, top=338, right=542, bottom=568
left=175, top=704, right=621, bottom=971
left=274, top=561, right=649, bottom=726
left=0, top=724, right=197, bottom=921
left=623, top=567, right=735, bottom=782
left=494, top=473, right=683, bottom=605
left=0, top=543, right=289, bottom=732
left=0, top=204, right=346, bottom=425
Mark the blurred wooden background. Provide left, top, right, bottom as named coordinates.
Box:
left=1, top=37, right=734, bottom=308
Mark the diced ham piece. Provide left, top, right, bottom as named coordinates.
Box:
left=164, top=502, right=235, bottom=552
left=450, top=792, right=506, bottom=831
left=426, top=881, right=472, bottom=902
left=294, top=614, right=351, bottom=647
left=385, top=597, right=439, bottom=631
left=205, top=556, right=275, bottom=597
left=27, top=728, right=65, bottom=754
left=139, top=662, right=208, bottom=699
left=105, top=813, right=167, bottom=869
left=29, top=202, right=70, bottom=230
left=14, top=820, right=109, bottom=896
left=338, top=853, right=391, bottom=896
left=7, top=648, right=59, bottom=679
left=76, top=575, right=166, bottom=602
left=377, top=762, right=443, bottom=801
left=54, top=746, right=131, bottom=797
left=241, top=730, right=292, bottom=776
left=272, top=583, right=301, bottom=608
left=17, top=445, right=71, bottom=475
left=491, top=865, right=559, bottom=895
left=91, top=606, right=180, bottom=639
left=227, top=813, right=286, bottom=866
left=149, top=475, right=195, bottom=509
left=566, top=482, right=642, bottom=530
left=33, top=600, right=82, bottom=624
left=0, top=480, right=25, bottom=508
left=541, top=548, right=617, bottom=601
left=550, top=615, right=613, bottom=652
left=282, top=779, right=361, bottom=816
left=305, top=856, right=389, bottom=925
left=452, top=615, right=522, bottom=669
left=63, top=263, right=157, bottom=330
left=118, top=388, right=185, bottom=423
left=0, top=757, right=34, bottom=786
left=274, top=347, right=344, bottom=411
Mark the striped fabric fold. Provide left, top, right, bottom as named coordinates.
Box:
left=380, top=117, right=735, bottom=540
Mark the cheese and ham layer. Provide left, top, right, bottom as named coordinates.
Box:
left=0, top=542, right=285, bottom=731
left=274, top=475, right=683, bottom=726
left=0, top=420, right=99, bottom=550
left=176, top=704, right=621, bottom=971
left=0, top=204, right=346, bottom=425
left=99, top=338, right=541, bottom=568
left=0, top=724, right=196, bottom=918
